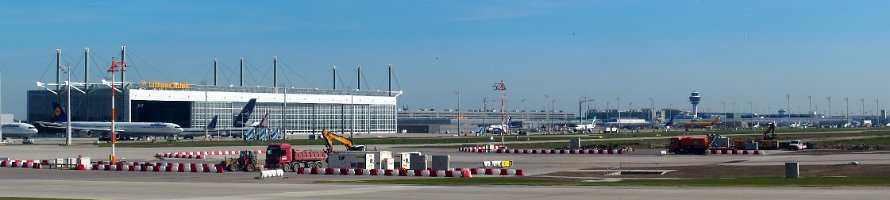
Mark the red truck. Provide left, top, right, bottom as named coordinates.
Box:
left=668, top=136, right=709, bottom=155
left=265, top=143, right=327, bottom=172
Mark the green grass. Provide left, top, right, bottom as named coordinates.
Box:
left=356, top=177, right=890, bottom=187
left=100, top=135, right=611, bottom=148
left=99, top=127, right=890, bottom=148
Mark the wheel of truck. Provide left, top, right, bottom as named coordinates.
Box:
left=315, top=161, right=324, bottom=168
left=283, top=163, right=293, bottom=172
left=306, top=162, right=315, bottom=168
left=246, top=165, right=255, bottom=172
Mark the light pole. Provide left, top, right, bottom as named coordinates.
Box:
left=482, top=97, right=489, bottom=128
left=544, top=95, right=550, bottom=133
left=550, top=99, right=556, bottom=133
left=861, top=98, right=866, bottom=116
left=578, top=96, right=593, bottom=124
left=649, top=98, right=655, bottom=124
left=827, top=97, right=832, bottom=117
left=616, top=96, right=620, bottom=133
left=455, top=90, right=461, bottom=135
left=785, top=94, right=791, bottom=118
left=845, top=97, right=850, bottom=121
left=37, top=67, right=85, bottom=146
left=105, top=57, right=124, bottom=164
left=808, top=95, right=813, bottom=116
left=606, top=101, right=610, bottom=120
left=493, top=81, right=506, bottom=146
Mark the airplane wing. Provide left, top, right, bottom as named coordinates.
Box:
left=34, top=122, right=125, bottom=132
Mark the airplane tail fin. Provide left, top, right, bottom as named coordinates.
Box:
left=591, top=116, right=597, bottom=129
left=665, top=114, right=675, bottom=126
left=207, top=116, right=219, bottom=130
left=258, top=113, right=269, bottom=128
left=233, top=98, right=257, bottom=127
left=51, top=102, right=68, bottom=123
left=713, top=116, right=721, bottom=124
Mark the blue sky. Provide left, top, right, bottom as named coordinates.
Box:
left=1, top=0, right=889, bottom=120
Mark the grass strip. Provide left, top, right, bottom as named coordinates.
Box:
left=356, top=177, right=890, bottom=187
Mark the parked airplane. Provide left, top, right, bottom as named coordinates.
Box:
left=1, top=122, right=39, bottom=139
left=571, top=116, right=598, bottom=133
left=179, top=116, right=218, bottom=139
left=658, top=115, right=676, bottom=131
left=680, top=116, right=721, bottom=131
left=181, top=98, right=261, bottom=138
left=35, top=102, right=184, bottom=140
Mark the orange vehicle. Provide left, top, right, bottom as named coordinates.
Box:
left=668, top=136, right=709, bottom=154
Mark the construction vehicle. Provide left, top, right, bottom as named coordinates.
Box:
left=321, top=129, right=366, bottom=153
left=265, top=143, right=328, bottom=172
left=760, top=123, right=779, bottom=149
left=219, top=150, right=259, bottom=172
left=668, top=136, right=709, bottom=154
left=736, top=123, right=779, bottom=150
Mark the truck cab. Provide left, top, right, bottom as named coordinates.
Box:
left=265, top=144, right=291, bottom=169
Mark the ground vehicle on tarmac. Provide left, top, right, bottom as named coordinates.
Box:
left=219, top=150, right=260, bottom=172
left=668, top=136, right=709, bottom=154
left=264, top=143, right=328, bottom=172
left=321, top=129, right=366, bottom=153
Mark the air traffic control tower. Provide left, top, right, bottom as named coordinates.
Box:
left=689, top=91, right=701, bottom=119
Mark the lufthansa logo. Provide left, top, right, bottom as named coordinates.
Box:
left=54, top=107, right=62, bottom=117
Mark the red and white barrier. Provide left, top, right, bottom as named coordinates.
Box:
left=708, top=149, right=767, bottom=155
left=0, top=160, right=44, bottom=169
left=88, top=162, right=225, bottom=173
left=155, top=149, right=265, bottom=159
left=460, top=147, right=629, bottom=155
left=295, top=167, right=524, bottom=177
left=458, top=145, right=507, bottom=153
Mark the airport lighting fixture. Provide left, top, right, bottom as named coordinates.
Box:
left=104, top=57, right=125, bottom=164
left=616, top=96, right=620, bottom=133
left=578, top=96, right=593, bottom=124
left=455, top=90, right=461, bottom=135
left=36, top=67, right=85, bottom=146
left=493, top=80, right=507, bottom=146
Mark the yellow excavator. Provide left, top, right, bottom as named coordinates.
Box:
left=321, top=129, right=366, bottom=153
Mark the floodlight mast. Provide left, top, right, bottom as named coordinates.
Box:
left=106, top=57, right=124, bottom=164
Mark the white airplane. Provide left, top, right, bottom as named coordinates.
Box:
left=35, top=102, right=183, bottom=140
left=571, top=116, right=597, bottom=133
left=1, top=122, right=39, bottom=139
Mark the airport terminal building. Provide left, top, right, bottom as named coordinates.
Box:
left=28, top=82, right=400, bottom=135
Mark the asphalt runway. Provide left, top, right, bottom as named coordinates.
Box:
left=3, top=142, right=890, bottom=199
left=0, top=179, right=887, bottom=200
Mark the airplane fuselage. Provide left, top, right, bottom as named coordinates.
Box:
left=62, top=122, right=183, bottom=137
left=1, top=122, right=39, bottom=138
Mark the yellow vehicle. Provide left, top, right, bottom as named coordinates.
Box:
left=735, top=123, right=778, bottom=150
left=321, top=129, right=366, bottom=153
left=218, top=150, right=259, bottom=172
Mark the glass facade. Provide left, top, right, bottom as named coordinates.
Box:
left=191, top=102, right=396, bottom=134
left=28, top=83, right=399, bottom=135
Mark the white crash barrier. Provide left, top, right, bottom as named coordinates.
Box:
left=257, top=169, right=285, bottom=179
left=482, top=160, right=513, bottom=168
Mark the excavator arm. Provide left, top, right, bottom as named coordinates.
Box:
left=763, top=123, right=777, bottom=140
left=321, top=129, right=365, bottom=152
